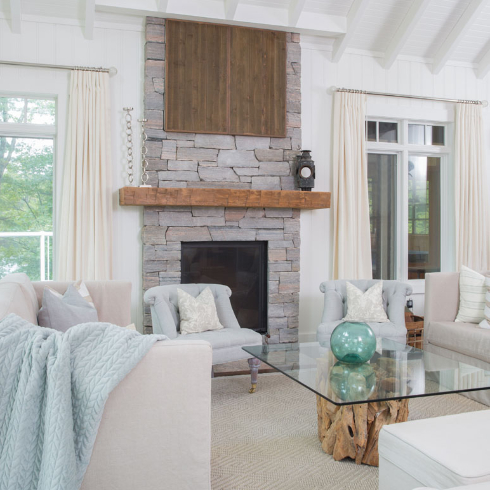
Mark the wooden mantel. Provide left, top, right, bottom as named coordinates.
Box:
left=119, top=187, right=330, bottom=210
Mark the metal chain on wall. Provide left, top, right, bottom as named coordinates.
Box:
left=138, top=118, right=150, bottom=186
left=123, top=107, right=134, bottom=185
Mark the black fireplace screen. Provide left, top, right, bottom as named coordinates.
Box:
left=181, top=241, right=268, bottom=333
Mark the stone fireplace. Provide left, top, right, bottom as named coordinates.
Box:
left=142, top=17, right=302, bottom=343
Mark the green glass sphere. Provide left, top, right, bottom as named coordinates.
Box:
left=330, top=321, right=376, bottom=364
left=329, top=361, right=376, bottom=402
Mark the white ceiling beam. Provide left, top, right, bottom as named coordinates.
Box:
left=9, top=0, right=21, bottom=33
left=289, top=0, right=307, bottom=27
left=95, top=0, right=347, bottom=38
left=157, top=0, right=169, bottom=12
left=225, top=0, right=239, bottom=20
left=477, top=44, right=490, bottom=78
left=331, top=0, right=370, bottom=63
left=384, top=0, right=430, bottom=69
left=85, top=0, right=96, bottom=39
left=432, top=0, right=487, bottom=75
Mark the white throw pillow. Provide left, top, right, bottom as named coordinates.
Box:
left=177, top=287, right=224, bottom=335
left=342, top=281, right=389, bottom=323
left=456, top=266, right=486, bottom=324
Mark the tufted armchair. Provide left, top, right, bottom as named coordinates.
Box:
left=144, top=283, right=263, bottom=393
left=317, top=280, right=412, bottom=345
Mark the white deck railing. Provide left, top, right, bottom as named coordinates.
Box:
left=0, top=231, right=53, bottom=281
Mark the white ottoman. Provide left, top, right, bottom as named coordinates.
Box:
left=379, top=410, right=490, bottom=490
left=414, top=484, right=490, bottom=490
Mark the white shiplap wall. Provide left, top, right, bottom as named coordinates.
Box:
left=0, top=17, right=145, bottom=329
left=299, top=40, right=490, bottom=339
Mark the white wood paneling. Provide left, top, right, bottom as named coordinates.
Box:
left=348, top=0, right=413, bottom=53
left=0, top=17, right=144, bottom=329
left=299, top=41, right=490, bottom=339
left=384, top=0, right=431, bottom=69
left=432, top=0, right=487, bottom=74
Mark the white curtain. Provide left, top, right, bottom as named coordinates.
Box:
left=455, top=103, right=490, bottom=271
left=57, top=70, right=113, bottom=280
left=332, top=91, right=372, bottom=280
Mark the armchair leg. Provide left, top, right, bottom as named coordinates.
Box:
left=248, top=358, right=261, bottom=394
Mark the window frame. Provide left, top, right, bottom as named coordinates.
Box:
left=0, top=94, right=58, bottom=281
left=366, top=118, right=453, bottom=286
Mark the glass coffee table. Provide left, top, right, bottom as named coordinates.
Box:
left=243, top=338, right=490, bottom=467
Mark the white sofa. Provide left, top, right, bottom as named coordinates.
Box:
left=0, top=273, right=213, bottom=490
left=425, top=271, right=490, bottom=406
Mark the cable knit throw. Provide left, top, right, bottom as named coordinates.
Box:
left=0, top=314, right=166, bottom=490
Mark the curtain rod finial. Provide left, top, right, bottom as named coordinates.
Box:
left=109, top=67, right=118, bottom=77
left=482, top=100, right=488, bottom=108
left=328, top=86, right=337, bottom=95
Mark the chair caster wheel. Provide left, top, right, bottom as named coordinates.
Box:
left=249, top=383, right=257, bottom=394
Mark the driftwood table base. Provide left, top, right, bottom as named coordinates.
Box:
left=317, top=396, right=409, bottom=466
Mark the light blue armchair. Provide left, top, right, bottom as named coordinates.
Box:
left=144, top=283, right=263, bottom=393
left=317, top=280, right=413, bottom=344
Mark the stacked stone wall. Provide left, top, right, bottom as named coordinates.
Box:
left=142, top=17, right=302, bottom=343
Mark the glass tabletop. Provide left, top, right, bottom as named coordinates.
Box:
left=243, top=338, right=490, bottom=406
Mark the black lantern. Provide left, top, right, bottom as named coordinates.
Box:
left=296, top=150, right=315, bottom=191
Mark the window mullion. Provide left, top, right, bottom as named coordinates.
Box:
left=399, top=148, right=409, bottom=282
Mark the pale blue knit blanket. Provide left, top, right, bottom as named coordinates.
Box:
left=0, top=314, right=166, bottom=490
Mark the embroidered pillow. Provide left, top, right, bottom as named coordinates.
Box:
left=177, top=287, right=224, bottom=335
left=342, top=281, right=389, bottom=323
left=456, top=266, right=486, bottom=324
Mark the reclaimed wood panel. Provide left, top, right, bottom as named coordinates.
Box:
left=119, top=187, right=330, bottom=209
left=165, top=20, right=286, bottom=137
left=230, top=27, right=286, bottom=137
left=165, top=20, right=228, bottom=134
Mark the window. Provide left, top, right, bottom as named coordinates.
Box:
left=366, top=120, right=398, bottom=143
left=368, top=154, right=397, bottom=280
left=408, top=124, right=445, bottom=146
left=408, top=156, right=441, bottom=279
left=367, top=119, right=449, bottom=281
left=0, top=96, right=56, bottom=281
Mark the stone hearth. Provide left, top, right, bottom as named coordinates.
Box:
left=142, top=17, right=302, bottom=343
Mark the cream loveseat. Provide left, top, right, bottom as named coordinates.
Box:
left=425, top=271, right=490, bottom=406
left=0, top=274, right=212, bottom=490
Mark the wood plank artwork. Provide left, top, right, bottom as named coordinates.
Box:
left=165, top=20, right=286, bottom=137
left=119, top=187, right=331, bottom=209
left=229, top=27, right=286, bottom=136
left=165, top=21, right=228, bottom=134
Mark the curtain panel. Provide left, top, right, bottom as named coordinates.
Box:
left=57, top=70, right=113, bottom=280
left=332, top=92, right=373, bottom=280
left=455, top=103, right=490, bottom=271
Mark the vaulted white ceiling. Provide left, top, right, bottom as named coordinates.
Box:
left=2, top=0, right=490, bottom=77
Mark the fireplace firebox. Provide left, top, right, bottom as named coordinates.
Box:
left=181, top=241, right=268, bottom=334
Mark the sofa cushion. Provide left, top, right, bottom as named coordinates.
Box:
left=0, top=273, right=38, bottom=324
left=428, top=321, right=490, bottom=364
left=379, top=410, right=490, bottom=488
left=176, top=327, right=262, bottom=350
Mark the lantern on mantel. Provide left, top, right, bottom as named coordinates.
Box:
left=296, top=150, right=315, bottom=191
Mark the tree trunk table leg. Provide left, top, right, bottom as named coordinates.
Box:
left=317, top=396, right=409, bottom=466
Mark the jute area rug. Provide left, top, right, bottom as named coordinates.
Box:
left=211, top=373, right=486, bottom=490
